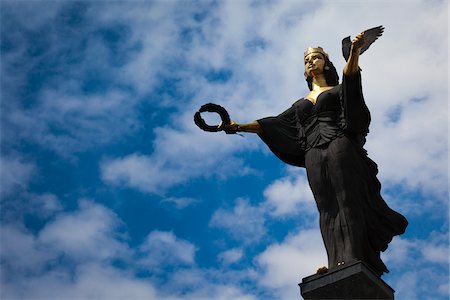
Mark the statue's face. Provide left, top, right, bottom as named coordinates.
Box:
left=304, top=52, right=326, bottom=77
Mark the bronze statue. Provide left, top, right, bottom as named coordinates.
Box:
left=195, top=26, right=408, bottom=277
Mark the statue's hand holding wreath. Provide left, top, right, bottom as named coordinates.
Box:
left=194, top=103, right=241, bottom=134
left=219, top=120, right=240, bottom=133
left=194, top=103, right=262, bottom=134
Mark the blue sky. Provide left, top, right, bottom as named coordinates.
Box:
left=1, top=1, right=448, bottom=299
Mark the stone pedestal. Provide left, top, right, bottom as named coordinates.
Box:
left=299, top=261, right=394, bottom=299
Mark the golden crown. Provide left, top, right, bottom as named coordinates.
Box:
left=304, top=46, right=328, bottom=59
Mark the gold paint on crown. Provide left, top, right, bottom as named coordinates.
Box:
left=304, top=46, right=328, bottom=59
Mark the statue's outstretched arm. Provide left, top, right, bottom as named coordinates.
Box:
left=220, top=120, right=262, bottom=134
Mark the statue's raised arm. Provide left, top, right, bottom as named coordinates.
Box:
left=343, top=25, right=384, bottom=75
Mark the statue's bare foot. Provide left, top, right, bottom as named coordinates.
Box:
left=316, top=266, right=328, bottom=274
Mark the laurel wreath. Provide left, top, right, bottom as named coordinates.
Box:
left=194, top=103, right=236, bottom=134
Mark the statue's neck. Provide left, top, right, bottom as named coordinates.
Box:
left=311, top=74, right=329, bottom=90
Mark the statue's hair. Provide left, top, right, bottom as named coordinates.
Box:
left=305, top=55, right=339, bottom=91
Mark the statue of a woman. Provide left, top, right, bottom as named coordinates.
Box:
left=221, top=31, right=408, bottom=276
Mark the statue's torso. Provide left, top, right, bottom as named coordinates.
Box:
left=294, top=85, right=344, bottom=151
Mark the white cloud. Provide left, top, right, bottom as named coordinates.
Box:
left=2, top=3, right=143, bottom=156
left=5, top=88, right=140, bottom=157
left=0, top=156, right=34, bottom=197
left=381, top=237, right=413, bottom=265
left=421, top=244, right=449, bottom=264
left=1, top=192, right=63, bottom=225
left=1, top=200, right=160, bottom=299
left=100, top=127, right=259, bottom=194
left=138, top=230, right=196, bottom=268
left=393, top=267, right=450, bottom=300
left=110, top=5, right=182, bottom=95
left=256, top=228, right=327, bottom=299
left=209, top=198, right=266, bottom=244
left=381, top=230, right=449, bottom=299
left=393, top=271, right=420, bottom=300
left=263, top=169, right=316, bottom=217
left=1, top=225, right=54, bottom=274
left=28, top=193, right=63, bottom=216
left=1, top=200, right=256, bottom=299
left=218, top=247, right=243, bottom=266
left=165, top=268, right=257, bottom=300
left=382, top=191, right=446, bottom=220
left=439, top=282, right=449, bottom=297
left=383, top=231, right=449, bottom=266
left=161, top=197, right=199, bottom=209
left=419, top=232, right=449, bottom=264
left=100, top=153, right=185, bottom=195
left=1, top=1, right=61, bottom=31
left=170, top=284, right=256, bottom=300
left=38, top=199, right=129, bottom=262
left=9, top=264, right=159, bottom=300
